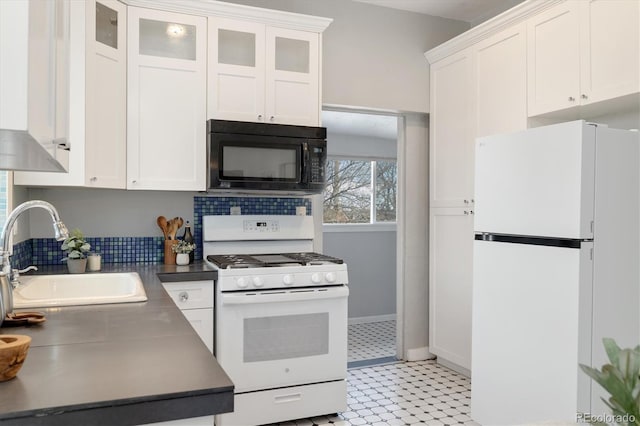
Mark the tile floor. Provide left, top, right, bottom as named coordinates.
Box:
left=348, top=320, right=397, bottom=362
left=265, top=320, right=478, bottom=426
left=265, top=360, right=478, bottom=426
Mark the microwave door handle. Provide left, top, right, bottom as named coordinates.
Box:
left=221, top=286, right=349, bottom=305
left=301, top=143, right=309, bottom=183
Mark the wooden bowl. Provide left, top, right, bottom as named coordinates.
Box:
left=0, top=334, right=31, bottom=382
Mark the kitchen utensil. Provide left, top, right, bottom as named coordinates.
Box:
left=0, top=334, right=31, bottom=381
left=157, top=216, right=168, bottom=239
left=4, top=312, right=46, bottom=326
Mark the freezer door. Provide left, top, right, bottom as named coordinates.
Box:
left=474, top=120, right=595, bottom=239
left=471, top=239, right=593, bottom=425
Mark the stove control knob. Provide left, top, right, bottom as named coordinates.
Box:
left=252, top=276, right=264, bottom=288
left=311, top=273, right=322, bottom=284
left=283, top=274, right=295, bottom=286
left=236, top=277, right=248, bottom=289
left=325, top=272, right=337, bottom=283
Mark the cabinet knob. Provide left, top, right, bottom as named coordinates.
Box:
left=471, top=199, right=475, bottom=204
left=270, top=116, right=275, bottom=122
left=568, top=96, right=576, bottom=102
left=464, top=199, right=469, bottom=204
left=581, top=94, right=588, bottom=100
left=470, top=210, right=474, bottom=215
left=179, top=291, right=189, bottom=302
left=464, top=210, right=469, bottom=215
left=131, top=180, right=137, bottom=184
left=90, top=177, right=97, bottom=182
left=257, top=114, right=263, bottom=120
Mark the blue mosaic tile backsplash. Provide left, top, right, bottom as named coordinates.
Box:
left=13, top=196, right=312, bottom=267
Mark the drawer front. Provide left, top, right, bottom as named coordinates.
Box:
left=162, top=280, right=214, bottom=309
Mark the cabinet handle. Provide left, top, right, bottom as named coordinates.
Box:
left=179, top=291, right=189, bottom=302
left=257, top=114, right=263, bottom=120
left=463, top=199, right=469, bottom=204
left=471, top=198, right=475, bottom=204
left=270, top=116, right=275, bottom=122
left=131, top=180, right=137, bottom=184
left=464, top=210, right=469, bottom=215
left=90, top=177, right=97, bottom=182
left=470, top=210, right=474, bottom=215
left=568, top=96, right=576, bottom=102
left=581, top=94, right=588, bottom=100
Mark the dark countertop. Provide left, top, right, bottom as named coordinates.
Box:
left=0, top=262, right=231, bottom=426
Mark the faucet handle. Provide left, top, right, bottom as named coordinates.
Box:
left=11, top=266, right=37, bottom=287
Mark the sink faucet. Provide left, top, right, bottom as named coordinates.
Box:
left=0, top=200, right=69, bottom=322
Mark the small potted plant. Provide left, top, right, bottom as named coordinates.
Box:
left=61, top=229, right=91, bottom=273
left=172, top=240, right=195, bottom=266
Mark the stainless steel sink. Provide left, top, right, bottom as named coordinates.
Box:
left=13, top=272, right=148, bottom=308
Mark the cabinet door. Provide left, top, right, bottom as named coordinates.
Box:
left=181, top=309, right=214, bottom=354
left=265, top=27, right=320, bottom=126
left=428, top=207, right=474, bottom=371
left=429, top=48, right=475, bottom=208
left=27, top=0, right=70, bottom=170
left=85, top=0, right=126, bottom=188
left=127, top=7, right=207, bottom=191
left=208, top=17, right=265, bottom=123
left=579, top=0, right=640, bottom=105
left=475, top=23, right=527, bottom=138
left=527, top=1, right=580, bottom=116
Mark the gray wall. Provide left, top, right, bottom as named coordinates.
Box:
left=220, top=0, right=469, bottom=113
left=324, top=230, right=396, bottom=319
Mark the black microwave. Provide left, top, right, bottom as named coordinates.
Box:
left=207, top=119, right=327, bottom=193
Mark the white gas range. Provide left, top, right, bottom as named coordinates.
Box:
left=203, top=215, right=349, bottom=426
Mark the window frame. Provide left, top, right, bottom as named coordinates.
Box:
left=322, top=155, right=397, bottom=231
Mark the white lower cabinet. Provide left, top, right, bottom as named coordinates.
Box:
left=428, top=207, right=474, bottom=372
left=161, top=280, right=214, bottom=353
left=141, top=415, right=213, bottom=425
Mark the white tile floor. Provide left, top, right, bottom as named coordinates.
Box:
left=348, top=320, right=397, bottom=362
left=264, top=321, right=478, bottom=426
left=264, top=359, right=478, bottom=426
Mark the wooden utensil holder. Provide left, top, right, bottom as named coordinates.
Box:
left=164, top=240, right=177, bottom=265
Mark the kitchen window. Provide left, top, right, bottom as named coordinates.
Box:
left=323, top=158, right=397, bottom=224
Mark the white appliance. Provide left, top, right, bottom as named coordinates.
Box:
left=202, top=215, right=349, bottom=426
left=471, top=120, right=639, bottom=425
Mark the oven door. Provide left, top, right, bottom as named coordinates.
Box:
left=216, top=285, right=348, bottom=393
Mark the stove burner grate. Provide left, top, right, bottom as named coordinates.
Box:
left=207, top=252, right=344, bottom=269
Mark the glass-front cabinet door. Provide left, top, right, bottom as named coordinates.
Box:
left=208, top=18, right=266, bottom=123
left=208, top=18, right=320, bottom=126
left=266, top=27, right=319, bottom=126
left=127, top=6, right=207, bottom=191
left=85, top=0, right=127, bottom=188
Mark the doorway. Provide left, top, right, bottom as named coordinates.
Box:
left=320, top=107, right=399, bottom=367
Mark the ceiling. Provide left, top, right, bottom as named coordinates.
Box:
left=353, top=0, right=525, bottom=23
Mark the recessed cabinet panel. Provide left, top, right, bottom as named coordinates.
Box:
left=275, top=37, right=309, bottom=73
left=429, top=207, right=474, bottom=370
left=580, top=0, right=640, bottom=104
left=139, top=18, right=196, bottom=61
left=218, top=29, right=255, bottom=67
left=95, top=2, right=117, bottom=49
left=429, top=48, right=475, bottom=208
left=128, top=6, right=206, bottom=191
left=527, top=2, right=581, bottom=116
left=217, top=74, right=260, bottom=115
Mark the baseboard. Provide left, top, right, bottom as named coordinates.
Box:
left=404, top=346, right=435, bottom=362
left=436, top=357, right=471, bottom=378
left=348, top=314, right=396, bottom=325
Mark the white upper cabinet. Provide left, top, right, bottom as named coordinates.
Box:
left=127, top=6, right=207, bottom=191
left=528, top=0, right=639, bottom=116
left=475, top=23, right=527, bottom=138
left=209, top=18, right=321, bottom=126
left=208, top=18, right=266, bottom=123
left=578, top=0, right=639, bottom=105
left=429, top=48, right=475, bottom=208
left=85, top=0, right=127, bottom=188
left=15, top=0, right=127, bottom=188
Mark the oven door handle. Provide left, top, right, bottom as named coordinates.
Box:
left=221, top=286, right=349, bottom=305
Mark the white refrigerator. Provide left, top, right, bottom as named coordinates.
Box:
left=471, top=120, right=639, bottom=425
